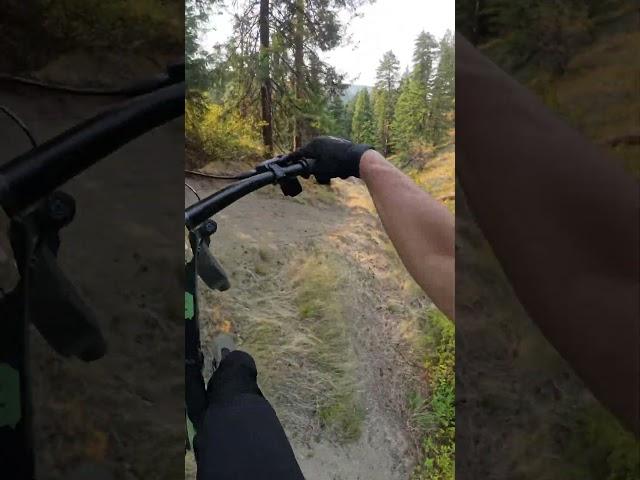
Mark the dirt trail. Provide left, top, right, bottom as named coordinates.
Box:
left=186, top=176, right=423, bottom=479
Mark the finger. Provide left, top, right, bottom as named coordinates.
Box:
left=315, top=175, right=331, bottom=185
left=286, top=149, right=305, bottom=161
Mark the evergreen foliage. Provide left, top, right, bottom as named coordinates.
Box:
left=428, top=30, right=455, bottom=146
left=185, top=2, right=454, bottom=165
left=351, top=89, right=376, bottom=145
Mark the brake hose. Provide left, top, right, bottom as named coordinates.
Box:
left=0, top=73, right=152, bottom=96
left=185, top=182, right=201, bottom=201
left=0, top=105, right=37, bottom=147
left=184, top=169, right=257, bottom=181
left=0, top=61, right=184, bottom=97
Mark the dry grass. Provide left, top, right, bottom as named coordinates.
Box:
left=476, top=5, right=638, bottom=177
left=390, top=130, right=456, bottom=213
left=553, top=30, right=640, bottom=175
left=410, top=147, right=455, bottom=213
left=291, top=251, right=364, bottom=441
left=197, top=243, right=363, bottom=444
left=288, top=181, right=340, bottom=207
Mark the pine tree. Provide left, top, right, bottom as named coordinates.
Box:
left=412, top=31, right=438, bottom=89
left=389, top=30, right=440, bottom=151
left=327, top=94, right=348, bottom=138
left=186, top=0, right=217, bottom=92
left=345, top=98, right=355, bottom=140
left=411, top=31, right=437, bottom=142
left=259, top=0, right=273, bottom=154
left=391, top=77, right=426, bottom=151
left=351, top=89, right=376, bottom=145
left=186, top=0, right=224, bottom=132
left=375, top=51, right=400, bottom=93
left=372, top=88, right=388, bottom=152
left=429, top=30, right=455, bottom=146
left=373, top=51, right=400, bottom=154
left=223, top=0, right=363, bottom=150
left=283, top=0, right=368, bottom=148
left=456, top=0, right=493, bottom=45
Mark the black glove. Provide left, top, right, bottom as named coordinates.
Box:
left=292, top=136, right=373, bottom=184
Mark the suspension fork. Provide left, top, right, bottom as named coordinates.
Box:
left=0, top=230, right=34, bottom=479
left=0, top=190, right=102, bottom=478
left=184, top=231, right=205, bottom=452
left=0, top=207, right=58, bottom=480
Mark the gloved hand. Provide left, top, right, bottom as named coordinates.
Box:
left=291, top=136, right=373, bottom=184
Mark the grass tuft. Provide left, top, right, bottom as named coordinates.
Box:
left=291, top=250, right=364, bottom=443
left=318, top=393, right=365, bottom=443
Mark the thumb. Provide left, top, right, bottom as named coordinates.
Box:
left=289, top=142, right=314, bottom=160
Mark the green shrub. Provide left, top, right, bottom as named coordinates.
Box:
left=185, top=98, right=262, bottom=169
left=411, top=308, right=455, bottom=480
left=566, top=405, right=640, bottom=480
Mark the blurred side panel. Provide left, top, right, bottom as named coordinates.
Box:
left=0, top=2, right=185, bottom=479
left=455, top=1, right=639, bottom=478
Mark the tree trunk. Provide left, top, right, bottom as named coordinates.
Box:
left=259, top=0, right=273, bottom=155
left=293, top=0, right=305, bottom=150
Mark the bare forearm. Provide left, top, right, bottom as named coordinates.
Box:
left=360, top=150, right=455, bottom=320
left=457, top=34, right=639, bottom=433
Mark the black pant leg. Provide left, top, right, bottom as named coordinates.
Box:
left=195, top=351, right=305, bottom=480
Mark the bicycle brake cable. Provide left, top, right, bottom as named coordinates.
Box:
left=184, top=169, right=258, bottom=181
left=184, top=152, right=305, bottom=181
left=0, top=105, right=37, bottom=147
left=184, top=182, right=201, bottom=201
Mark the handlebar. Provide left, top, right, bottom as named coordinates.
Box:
left=184, top=159, right=313, bottom=230
left=0, top=81, right=185, bottom=215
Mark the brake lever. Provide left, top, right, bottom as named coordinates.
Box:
left=9, top=192, right=106, bottom=361
left=197, top=244, right=231, bottom=292
left=189, top=224, right=230, bottom=292
left=25, top=244, right=107, bottom=361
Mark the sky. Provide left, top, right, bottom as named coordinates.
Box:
left=202, top=0, right=454, bottom=86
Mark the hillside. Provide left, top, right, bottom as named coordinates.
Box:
left=390, top=129, right=455, bottom=212
left=478, top=1, right=639, bottom=176
left=342, top=84, right=373, bottom=102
